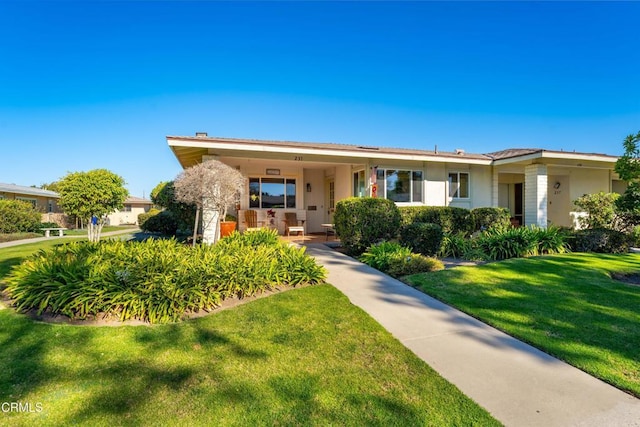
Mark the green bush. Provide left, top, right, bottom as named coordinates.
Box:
left=399, top=222, right=443, bottom=256
left=630, top=226, right=640, bottom=248
left=386, top=254, right=444, bottom=278
left=475, top=226, right=569, bottom=261
left=140, top=210, right=178, bottom=235
left=399, top=206, right=473, bottom=235
left=334, top=197, right=401, bottom=255
left=573, top=192, right=621, bottom=230
left=0, top=200, right=42, bottom=233
left=4, top=236, right=327, bottom=323
left=470, top=207, right=511, bottom=232
left=360, top=241, right=443, bottom=278
left=360, top=241, right=412, bottom=272
left=138, top=208, right=161, bottom=229
left=572, top=228, right=630, bottom=254
left=439, top=233, right=472, bottom=258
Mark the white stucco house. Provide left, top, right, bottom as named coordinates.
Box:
left=167, top=133, right=625, bottom=242
left=107, top=196, right=153, bottom=226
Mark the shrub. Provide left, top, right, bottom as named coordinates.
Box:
left=399, top=222, right=443, bottom=256
left=0, top=200, right=42, bottom=233
left=334, top=197, right=401, bottom=255
left=470, top=207, right=511, bottom=232
left=360, top=241, right=412, bottom=272
left=138, top=208, right=161, bottom=229
left=39, top=222, right=60, bottom=230
left=219, top=228, right=279, bottom=247
left=573, top=192, right=621, bottom=230
left=386, top=254, right=444, bottom=278
left=475, top=227, right=539, bottom=260
left=140, top=210, right=178, bottom=235
left=4, top=237, right=327, bottom=323
left=439, top=233, right=472, bottom=258
left=399, top=206, right=473, bottom=235
left=572, top=228, right=630, bottom=254
left=630, top=226, right=640, bottom=248
left=474, top=226, right=569, bottom=260
left=360, top=241, right=443, bottom=278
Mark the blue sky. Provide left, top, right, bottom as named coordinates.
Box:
left=1, top=1, right=639, bottom=198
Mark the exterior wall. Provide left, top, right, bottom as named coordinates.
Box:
left=547, top=174, right=571, bottom=227
left=0, top=191, right=60, bottom=213
left=107, top=203, right=151, bottom=226
left=425, top=162, right=447, bottom=206
left=525, top=164, right=548, bottom=227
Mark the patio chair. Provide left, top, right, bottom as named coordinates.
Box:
left=283, top=212, right=305, bottom=237
left=243, top=210, right=263, bottom=231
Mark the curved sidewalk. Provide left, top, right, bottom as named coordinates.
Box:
left=305, top=244, right=640, bottom=427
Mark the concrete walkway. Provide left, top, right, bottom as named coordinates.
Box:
left=0, top=228, right=140, bottom=249
left=305, top=244, right=640, bottom=427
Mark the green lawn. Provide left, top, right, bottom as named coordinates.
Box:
left=405, top=253, right=640, bottom=397
left=0, top=242, right=498, bottom=426
left=63, top=225, right=138, bottom=236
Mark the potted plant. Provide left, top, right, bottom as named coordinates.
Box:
left=220, top=214, right=237, bottom=237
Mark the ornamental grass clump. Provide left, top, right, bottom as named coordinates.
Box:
left=360, top=241, right=443, bottom=278
left=4, top=230, right=326, bottom=323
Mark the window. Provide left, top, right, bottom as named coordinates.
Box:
left=353, top=171, right=366, bottom=197
left=448, top=172, right=469, bottom=198
left=374, top=169, right=423, bottom=203
left=249, top=177, right=296, bottom=209
left=123, top=204, right=132, bottom=212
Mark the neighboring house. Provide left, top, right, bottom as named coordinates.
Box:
left=0, top=182, right=61, bottom=214
left=167, top=133, right=625, bottom=241
left=107, top=196, right=153, bottom=226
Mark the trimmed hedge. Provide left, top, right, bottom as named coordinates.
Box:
left=334, top=197, right=401, bottom=255
left=399, top=222, right=443, bottom=256
left=399, top=206, right=473, bottom=235
left=0, top=200, right=42, bottom=233
left=470, top=207, right=511, bottom=232
left=572, top=228, right=630, bottom=254
left=138, top=208, right=161, bottom=229
left=4, top=229, right=327, bottom=323
left=140, top=210, right=178, bottom=235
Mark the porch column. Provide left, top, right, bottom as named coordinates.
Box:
left=524, top=164, right=548, bottom=228
left=491, top=168, right=499, bottom=207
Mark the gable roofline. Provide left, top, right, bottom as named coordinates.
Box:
left=125, top=196, right=153, bottom=205
left=0, top=183, right=60, bottom=198
left=487, top=148, right=618, bottom=165
left=167, top=135, right=619, bottom=168
left=167, top=135, right=493, bottom=166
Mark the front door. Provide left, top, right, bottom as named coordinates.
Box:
left=325, top=178, right=335, bottom=224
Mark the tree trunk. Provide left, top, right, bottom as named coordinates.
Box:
left=192, top=208, right=200, bottom=247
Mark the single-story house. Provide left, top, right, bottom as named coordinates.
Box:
left=0, top=182, right=61, bottom=213
left=167, top=133, right=625, bottom=242
left=107, top=196, right=153, bottom=226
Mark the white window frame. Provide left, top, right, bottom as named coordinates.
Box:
left=448, top=172, right=470, bottom=199
left=375, top=169, right=424, bottom=204
left=248, top=177, right=297, bottom=209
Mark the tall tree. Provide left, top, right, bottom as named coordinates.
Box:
left=173, top=160, right=245, bottom=245
left=614, top=131, right=640, bottom=227
left=58, top=169, right=128, bottom=242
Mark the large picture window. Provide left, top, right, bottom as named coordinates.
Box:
left=249, top=178, right=296, bottom=209
left=374, top=169, right=423, bottom=203
left=448, top=172, right=469, bottom=198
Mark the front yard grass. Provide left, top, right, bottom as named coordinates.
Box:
left=0, top=241, right=498, bottom=426
left=405, top=253, right=640, bottom=397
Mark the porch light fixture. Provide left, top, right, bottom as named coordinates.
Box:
left=554, top=182, right=561, bottom=190
left=306, top=183, right=312, bottom=192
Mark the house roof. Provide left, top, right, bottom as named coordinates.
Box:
left=0, top=183, right=60, bottom=198
left=167, top=134, right=619, bottom=168
left=125, top=196, right=153, bottom=205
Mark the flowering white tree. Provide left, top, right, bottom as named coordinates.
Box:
left=173, top=160, right=245, bottom=245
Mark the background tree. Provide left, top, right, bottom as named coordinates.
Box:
left=173, top=160, right=245, bottom=245
left=39, top=181, right=61, bottom=193
left=615, top=131, right=640, bottom=227
left=58, top=169, right=128, bottom=242
left=150, top=181, right=196, bottom=233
